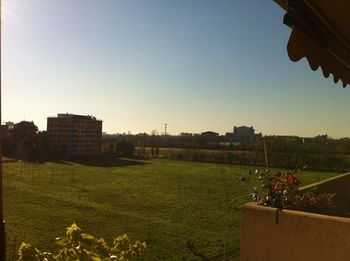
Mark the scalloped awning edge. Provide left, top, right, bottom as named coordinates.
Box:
left=279, top=0, right=350, bottom=88
left=287, top=28, right=350, bottom=87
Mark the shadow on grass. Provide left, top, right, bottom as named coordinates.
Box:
left=51, top=160, right=72, bottom=165
left=65, top=157, right=148, bottom=167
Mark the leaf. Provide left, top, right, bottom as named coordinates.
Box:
left=82, top=233, right=96, bottom=240
left=55, top=237, right=69, bottom=247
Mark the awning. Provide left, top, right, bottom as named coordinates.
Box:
left=275, top=0, right=350, bottom=87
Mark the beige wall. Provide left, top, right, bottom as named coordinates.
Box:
left=240, top=203, right=350, bottom=261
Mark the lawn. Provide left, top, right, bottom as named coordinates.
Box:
left=3, top=158, right=338, bottom=260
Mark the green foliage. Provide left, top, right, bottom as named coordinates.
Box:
left=18, top=223, right=146, bottom=261
left=116, top=141, right=135, bottom=157
left=15, top=138, right=37, bottom=162
left=5, top=130, right=54, bottom=162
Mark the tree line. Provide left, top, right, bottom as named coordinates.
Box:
left=103, top=133, right=350, bottom=171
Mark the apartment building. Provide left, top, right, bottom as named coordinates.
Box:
left=47, top=113, right=102, bottom=156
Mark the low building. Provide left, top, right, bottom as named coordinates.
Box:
left=201, top=131, right=219, bottom=137
left=201, top=131, right=220, bottom=143
left=180, top=132, right=193, bottom=137
left=47, top=113, right=102, bottom=156
left=229, top=126, right=261, bottom=143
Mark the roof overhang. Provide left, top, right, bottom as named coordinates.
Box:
left=275, top=0, right=350, bottom=87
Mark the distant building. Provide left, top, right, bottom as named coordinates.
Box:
left=201, top=131, right=220, bottom=144
left=47, top=113, right=102, bottom=156
left=269, top=135, right=299, bottom=141
left=201, top=131, right=219, bottom=137
left=230, top=126, right=262, bottom=143
left=180, top=132, right=193, bottom=137
left=302, top=134, right=328, bottom=145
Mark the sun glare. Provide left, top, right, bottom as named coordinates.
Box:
left=1, top=4, right=15, bottom=24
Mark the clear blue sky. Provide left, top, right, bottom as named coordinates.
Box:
left=2, top=0, right=350, bottom=137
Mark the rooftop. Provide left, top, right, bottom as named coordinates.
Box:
left=48, top=113, right=101, bottom=121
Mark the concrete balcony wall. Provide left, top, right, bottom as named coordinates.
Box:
left=240, top=202, right=350, bottom=261
left=241, top=173, right=350, bottom=261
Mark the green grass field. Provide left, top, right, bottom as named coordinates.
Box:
left=3, top=158, right=338, bottom=260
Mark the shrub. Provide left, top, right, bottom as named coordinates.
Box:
left=250, top=170, right=335, bottom=211
left=18, top=223, right=146, bottom=261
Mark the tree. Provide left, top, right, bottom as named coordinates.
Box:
left=15, top=137, right=38, bottom=162
left=37, top=131, right=54, bottom=162
left=116, top=140, right=135, bottom=157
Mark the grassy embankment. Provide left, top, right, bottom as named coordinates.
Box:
left=3, top=158, right=338, bottom=260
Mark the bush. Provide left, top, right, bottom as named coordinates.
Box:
left=250, top=170, right=335, bottom=211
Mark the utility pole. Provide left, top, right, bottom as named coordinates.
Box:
left=164, top=123, right=167, bottom=136
left=263, top=137, right=269, bottom=171
left=0, top=0, right=6, bottom=259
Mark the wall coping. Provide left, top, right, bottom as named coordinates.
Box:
left=299, top=172, right=350, bottom=191
left=243, top=202, right=350, bottom=222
